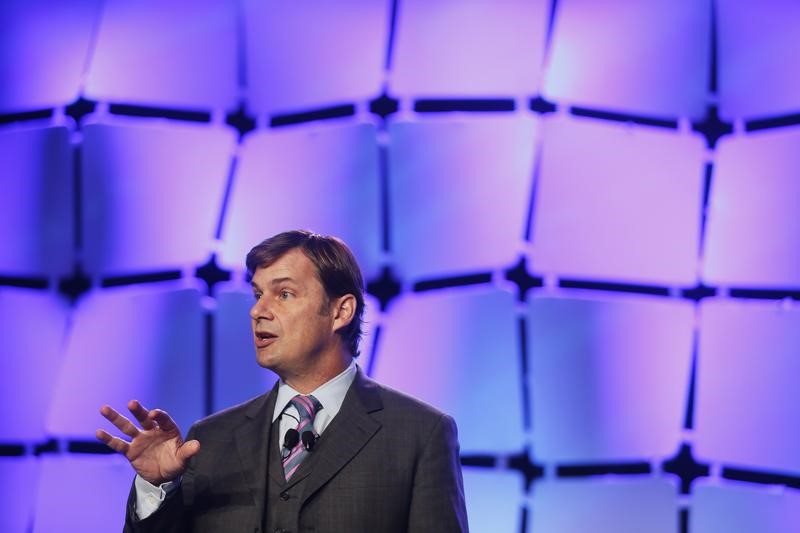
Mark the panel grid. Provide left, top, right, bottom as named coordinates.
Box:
left=1, top=2, right=799, bottom=532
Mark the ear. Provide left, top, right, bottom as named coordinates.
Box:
left=331, top=294, right=356, bottom=333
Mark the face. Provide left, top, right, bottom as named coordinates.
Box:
left=249, top=248, right=338, bottom=379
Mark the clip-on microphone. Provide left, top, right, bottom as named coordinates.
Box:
left=282, top=428, right=300, bottom=455
left=301, top=430, right=318, bottom=451
left=283, top=428, right=318, bottom=454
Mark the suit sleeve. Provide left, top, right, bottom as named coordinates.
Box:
left=122, top=425, right=197, bottom=533
left=407, top=414, right=469, bottom=533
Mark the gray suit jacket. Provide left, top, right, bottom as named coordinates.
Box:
left=124, top=368, right=469, bottom=532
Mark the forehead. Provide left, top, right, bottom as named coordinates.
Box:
left=251, top=248, right=320, bottom=286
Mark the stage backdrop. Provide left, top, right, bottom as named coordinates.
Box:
left=1, top=0, right=799, bottom=532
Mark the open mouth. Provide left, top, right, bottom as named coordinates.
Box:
left=254, top=331, right=277, bottom=347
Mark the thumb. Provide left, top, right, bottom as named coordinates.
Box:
left=176, top=439, right=200, bottom=464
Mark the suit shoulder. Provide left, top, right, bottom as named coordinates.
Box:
left=360, top=378, right=461, bottom=444
left=369, top=378, right=451, bottom=422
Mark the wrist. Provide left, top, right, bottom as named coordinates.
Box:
left=142, top=475, right=177, bottom=487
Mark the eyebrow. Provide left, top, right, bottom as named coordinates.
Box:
left=251, top=277, right=297, bottom=291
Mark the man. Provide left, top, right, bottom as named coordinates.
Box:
left=97, top=230, right=469, bottom=532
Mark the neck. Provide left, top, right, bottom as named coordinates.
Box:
left=283, top=351, right=353, bottom=394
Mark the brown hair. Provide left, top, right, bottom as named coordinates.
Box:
left=246, top=230, right=365, bottom=357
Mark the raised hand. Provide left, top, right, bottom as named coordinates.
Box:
left=96, top=400, right=200, bottom=486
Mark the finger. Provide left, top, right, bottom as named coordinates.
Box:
left=95, top=429, right=131, bottom=454
left=127, top=400, right=156, bottom=430
left=149, top=409, right=179, bottom=433
left=176, top=439, right=201, bottom=464
left=99, top=405, right=140, bottom=438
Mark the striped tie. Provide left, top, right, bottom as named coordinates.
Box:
left=282, top=394, right=322, bottom=481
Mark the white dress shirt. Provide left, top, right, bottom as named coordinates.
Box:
left=135, top=361, right=358, bottom=520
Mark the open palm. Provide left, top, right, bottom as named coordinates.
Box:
left=97, top=400, right=200, bottom=486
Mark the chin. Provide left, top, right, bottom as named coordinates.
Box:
left=255, top=351, right=278, bottom=370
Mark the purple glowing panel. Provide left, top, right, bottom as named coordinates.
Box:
left=462, top=468, right=523, bottom=533
left=0, top=126, right=73, bottom=276
left=703, top=129, right=800, bottom=288
left=389, top=117, right=536, bottom=280
left=213, top=286, right=279, bottom=411
left=46, top=284, right=204, bottom=439
left=0, top=0, right=100, bottom=113
left=391, top=0, right=548, bottom=97
left=82, top=119, right=235, bottom=275
left=529, top=294, right=694, bottom=462
left=718, top=1, right=800, bottom=120
left=219, top=122, right=381, bottom=278
left=32, top=455, right=132, bottom=533
left=243, top=0, right=388, bottom=114
left=695, top=299, right=800, bottom=473
left=532, top=478, right=678, bottom=533
left=214, top=286, right=380, bottom=411
left=84, top=0, right=237, bottom=110
left=0, top=457, right=38, bottom=533
left=691, top=481, right=800, bottom=533
left=532, top=115, right=705, bottom=285
left=372, top=287, right=522, bottom=453
left=543, top=0, right=709, bottom=119
left=356, top=293, right=379, bottom=376
left=0, top=288, right=69, bottom=441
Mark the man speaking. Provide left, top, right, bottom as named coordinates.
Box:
left=97, top=230, right=469, bottom=532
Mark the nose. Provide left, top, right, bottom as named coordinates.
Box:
left=250, top=296, right=273, bottom=321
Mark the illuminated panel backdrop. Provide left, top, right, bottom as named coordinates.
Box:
left=0, top=1, right=798, bottom=532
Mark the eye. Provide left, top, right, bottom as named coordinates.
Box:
left=279, top=290, right=292, bottom=300
left=253, top=292, right=262, bottom=301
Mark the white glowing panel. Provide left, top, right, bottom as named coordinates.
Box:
left=85, top=0, right=237, bottom=110
left=0, top=289, right=69, bottom=441
left=0, top=457, right=39, bottom=533
left=691, top=481, right=800, bottom=533
left=389, top=117, right=536, bottom=280
left=543, top=0, right=709, bottom=119
left=32, top=455, right=133, bottom=533
left=532, top=115, right=705, bottom=285
left=219, top=122, right=381, bottom=278
left=243, top=0, right=388, bottom=114
left=695, top=299, right=800, bottom=473
left=529, top=294, right=694, bottom=462
left=0, top=0, right=100, bottom=112
left=213, top=285, right=380, bottom=411
left=718, top=0, right=800, bottom=120
left=372, top=287, right=522, bottom=453
left=703, top=129, right=800, bottom=287
left=392, top=0, right=549, bottom=97
left=532, top=478, right=677, bottom=533
left=46, top=284, right=204, bottom=438
left=82, top=119, right=234, bottom=275
left=0, top=125, right=73, bottom=276
left=462, top=468, right=523, bottom=533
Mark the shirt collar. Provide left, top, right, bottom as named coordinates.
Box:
left=272, top=359, right=358, bottom=423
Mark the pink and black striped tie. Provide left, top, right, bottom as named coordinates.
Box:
left=282, top=394, right=322, bottom=481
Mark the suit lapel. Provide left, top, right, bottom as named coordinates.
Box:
left=234, top=383, right=279, bottom=514
left=297, top=368, right=383, bottom=504
left=267, top=416, right=286, bottom=486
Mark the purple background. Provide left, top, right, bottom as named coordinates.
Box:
left=1, top=1, right=799, bottom=531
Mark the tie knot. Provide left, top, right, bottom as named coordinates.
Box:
left=289, top=394, right=322, bottom=422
